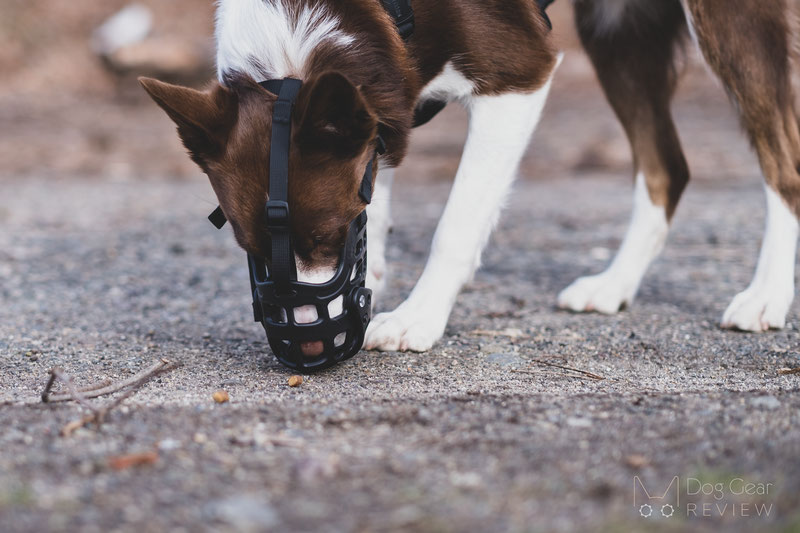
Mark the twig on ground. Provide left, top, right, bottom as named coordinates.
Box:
left=41, top=371, right=58, bottom=402
left=49, top=368, right=99, bottom=415
left=77, top=378, right=114, bottom=393
left=778, top=367, right=800, bottom=375
left=42, top=359, right=178, bottom=403
left=40, top=359, right=181, bottom=436
left=513, top=360, right=605, bottom=381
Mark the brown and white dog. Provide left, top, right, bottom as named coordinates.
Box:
left=141, top=0, right=799, bottom=353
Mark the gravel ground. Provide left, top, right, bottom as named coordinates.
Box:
left=2, top=173, right=799, bottom=533
left=2, top=53, right=800, bottom=532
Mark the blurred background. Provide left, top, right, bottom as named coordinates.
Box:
left=0, top=1, right=762, bottom=185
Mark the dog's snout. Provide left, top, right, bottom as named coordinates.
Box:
left=294, top=305, right=318, bottom=324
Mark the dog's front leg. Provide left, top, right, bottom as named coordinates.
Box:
left=366, top=167, right=395, bottom=308
left=365, top=75, right=557, bottom=352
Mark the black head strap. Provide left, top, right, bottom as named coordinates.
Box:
left=263, top=78, right=303, bottom=293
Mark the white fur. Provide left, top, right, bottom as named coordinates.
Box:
left=678, top=0, right=700, bottom=48
left=293, top=258, right=337, bottom=324
left=558, top=173, right=669, bottom=314
left=215, top=0, right=355, bottom=81
left=365, top=57, right=561, bottom=352
left=366, top=167, right=395, bottom=307
left=418, top=61, right=476, bottom=103
left=722, top=186, right=798, bottom=331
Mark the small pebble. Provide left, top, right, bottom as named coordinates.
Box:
left=624, top=454, right=648, bottom=469
left=288, top=376, right=303, bottom=387
left=212, top=390, right=230, bottom=403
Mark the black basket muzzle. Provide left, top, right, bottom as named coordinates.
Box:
left=233, top=77, right=380, bottom=372
left=209, top=77, right=378, bottom=371
left=248, top=210, right=371, bottom=371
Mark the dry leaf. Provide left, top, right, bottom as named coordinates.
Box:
left=108, top=451, right=158, bottom=471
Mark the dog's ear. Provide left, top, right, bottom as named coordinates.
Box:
left=296, top=72, right=377, bottom=159
left=139, top=77, right=237, bottom=163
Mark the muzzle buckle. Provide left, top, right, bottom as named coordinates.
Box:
left=265, top=200, right=290, bottom=227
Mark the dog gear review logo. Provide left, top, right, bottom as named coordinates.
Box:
left=634, top=476, right=775, bottom=519
left=634, top=476, right=679, bottom=519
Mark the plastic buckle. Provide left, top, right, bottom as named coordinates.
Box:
left=396, top=18, right=415, bottom=41
left=265, top=200, right=290, bottom=228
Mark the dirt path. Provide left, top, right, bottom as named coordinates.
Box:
left=2, top=45, right=800, bottom=531
left=2, top=167, right=799, bottom=532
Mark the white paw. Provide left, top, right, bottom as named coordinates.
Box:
left=721, top=286, right=793, bottom=332
left=364, top=308, right=447, bottom=352
left=557, top=273, right=636, bottom=315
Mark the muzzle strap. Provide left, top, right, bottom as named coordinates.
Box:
left=265, top=78, right=303, bottom=293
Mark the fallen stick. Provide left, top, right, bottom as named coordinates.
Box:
left=61, top=384, right=146, bottom=437
left=39, top=359, right=181, bottom=436
left=43, top=359, right=178, bottom=403
left=77, top=378, right=114, bottom=393
left=778, top=367, right=800, bottom=375
left=513, top=360, right=605, bottom=381
left=49, top=368, right=99, bottom=414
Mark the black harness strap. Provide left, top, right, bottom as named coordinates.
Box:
left=379, top=0, right=415, bottom=41
left=264, top=77, right=303, bottom=292
left=359, top=160, right=375, bottom=204
left=413, top=100, right=447, bottom=128
left=537, top=0, right=554, bottom=30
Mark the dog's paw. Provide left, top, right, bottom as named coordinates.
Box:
left=364, top=309, right=446, bottom=352
left=557, top=273, right=635, bottom=315
left=721, top=287, right=792, bottom=332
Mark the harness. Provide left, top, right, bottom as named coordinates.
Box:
left=207, top=0, right=555, bottom=371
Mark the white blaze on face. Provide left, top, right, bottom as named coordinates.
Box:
left=215, top=0, right=356, bottom=82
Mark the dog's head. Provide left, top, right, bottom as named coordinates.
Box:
left=140, top=72, right=378, bottom=272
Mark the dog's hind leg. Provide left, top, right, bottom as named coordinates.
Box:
left=682, top=0, right=800, bottom=331
left=364, top=61, right=560, bottom=352
left=559, top=0, right=690, bottom=314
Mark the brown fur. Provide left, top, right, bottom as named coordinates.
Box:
left=141, top=0, right=556, bottom=268
left=574, top=0, right=689, bottom=219
left=577, top=0, right=800, bottom=220
left=141, top=73, right=375, bottom=266
left=685, top=0, right=800, bottom=216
